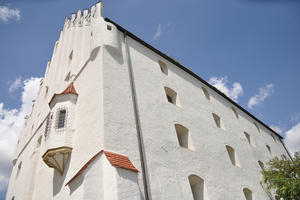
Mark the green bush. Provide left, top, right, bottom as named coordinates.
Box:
left=261, top=152, right=300, bottom=200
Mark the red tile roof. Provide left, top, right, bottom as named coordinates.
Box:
left=48, top=83, right=78, bottom=106
left=104, top=151, right=139, bottom=172
left=61, top=83, right=77, bottom=95
left=65, top=150, right=138, bottom=186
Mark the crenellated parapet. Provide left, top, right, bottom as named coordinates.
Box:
left=58, top=1, right=121, bottom=55
left=62, top=1, right=103, bottom=30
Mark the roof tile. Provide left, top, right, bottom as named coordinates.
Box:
left=61, top=83, right=77, bottom=95
left=48, top=83, right=78, bottom=106
left=66, top=150, right=138, bottom=186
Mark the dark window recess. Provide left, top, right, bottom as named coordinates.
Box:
left=58, top=110, right=66, bottom=128
left=167, top=95, right=173, bottom=103
left=44, top=113, right=52, bottom=138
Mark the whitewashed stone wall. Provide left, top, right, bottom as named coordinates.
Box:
left=6, top=2, right=289, bottom=200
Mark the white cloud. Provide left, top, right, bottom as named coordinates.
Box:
left=247, top=84, right=274, bottom=109
left=291, top=113, right=300, bottom=123
left=152, top=24, right=162, bottom=41
left=284, top=123, right=300, bottom=155
left=0, top=77, right=41, bottom=191
left=208, top=76, right=243, bottom=102
left=8, top=76, right=22, bottom=93
left=0, top=6, right=21, bottom=22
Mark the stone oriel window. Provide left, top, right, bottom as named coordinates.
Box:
left=174, top=124, right=194, bottom=151
left=159, top=60, right=168, bottom=75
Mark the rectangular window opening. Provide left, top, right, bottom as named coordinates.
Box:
left=57, top=110, right=66, bottom=128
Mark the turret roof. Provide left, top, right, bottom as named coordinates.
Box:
left=61, top=83, right=77, bottom=95
left=48, top=83, right=78, bottom=106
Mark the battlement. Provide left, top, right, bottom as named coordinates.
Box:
left=63, top=1, right=103, bottom=30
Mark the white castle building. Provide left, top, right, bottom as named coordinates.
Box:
left=6, top=2, right=291, bottom=200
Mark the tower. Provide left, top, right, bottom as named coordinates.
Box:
left=6, top=2, right=290, bottom=200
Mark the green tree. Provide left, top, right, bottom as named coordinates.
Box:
left=261, top=152, right=300, bottom=200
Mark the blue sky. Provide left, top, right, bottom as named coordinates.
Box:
left=0, top=0, right=300, bottom=198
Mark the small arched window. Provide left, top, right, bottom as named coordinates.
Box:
left=65, top=72, right=71, bottom=81
left=212, top=113, right=224, bottom=130
left=159, top=60, right=168, bottom=75
left=243, top=188, right=253, bottom=200
left=202, top=87, right=210, bottom=101
left=258, top=161, right=264, bottom=170
left=254, top=122, right=260, bottom=133
left=36, top=135, right=42, bottom=148
left=271, top=134, right=277, bottom=143
left=275, top=195, right=281, bottom=200
left=266, top=145, right=272, bottom=155
left=45, top=86, right=49, bottom=97
left=55, top=42, right=59, bottom=51
left=69, top=50, right=73, bottom=61
left=16, top=161, right=22, bottom=179
left=174, top=124, right=194, bottom=151
left=226, top=145, right=241, bottom=167
left=188, top=175, right=208, bottom=200
left=44, top=113, right=52, bottom=139
left=164, top=87, right=181, bottom=107
left=68, top=50, right=73, bottom=66
left=31, top=124, right=34, bottom=135
left=244, top=132, right=255, bottom=147
left=232, top=107, right=239, bottom=119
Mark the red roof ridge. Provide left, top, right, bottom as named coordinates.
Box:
left=61, top=83, right=77, bottom=95
left=65, top=150, right=138, bottom=186
left=48, top=82, right=78, bottom=106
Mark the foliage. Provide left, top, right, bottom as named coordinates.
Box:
left=261, top=152, right=300, bottom=200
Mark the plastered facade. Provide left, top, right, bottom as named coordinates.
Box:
left=6, top=2, right=290, bottom=200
